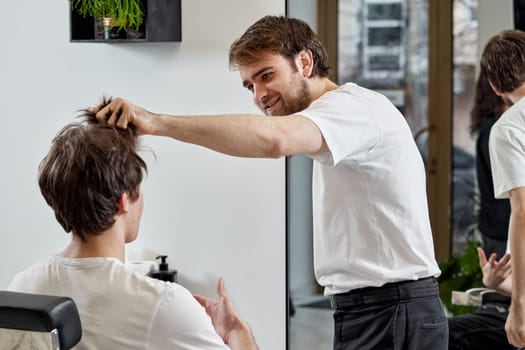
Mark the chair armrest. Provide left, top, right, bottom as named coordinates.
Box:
left=0, top=290, right=82, bottom=349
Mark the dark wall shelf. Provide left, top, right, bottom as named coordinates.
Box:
left=70, top=0, right=181, bottom=42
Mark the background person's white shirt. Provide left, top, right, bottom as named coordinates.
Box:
left=299, top=83, right=441, bottom=296
left=8, top=255, right=228, bottom=350
left=489, top=96, right=525, bottom=199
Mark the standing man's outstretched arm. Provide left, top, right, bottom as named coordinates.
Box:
left=94, top=97, right=326, bottom=158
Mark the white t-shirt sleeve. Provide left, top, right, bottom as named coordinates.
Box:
left=299, top=87, right=380, bottom=166
left=148, top=284, right=228, bottom=350
left=489, top=121, right=525, bottom=198
left=7, top=273, right=23, bottom=290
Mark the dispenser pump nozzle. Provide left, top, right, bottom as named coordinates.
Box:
left=148, top=255, right=177, bottom=283
left=156, top=255, right=169, bottom=271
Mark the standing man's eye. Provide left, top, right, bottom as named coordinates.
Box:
left=262, top=72, right=272, bottom=80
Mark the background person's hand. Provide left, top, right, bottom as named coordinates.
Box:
left=478, top=247, right=512, bottom=291
left=94, top=97, right=155, bottom=135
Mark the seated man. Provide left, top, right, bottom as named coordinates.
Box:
left=448, top=247, right=512, bottom=350
left=7, top=101, right=257, bottom=350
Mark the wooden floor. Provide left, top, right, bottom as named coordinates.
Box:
left=289, top=305, right=334, bottom=350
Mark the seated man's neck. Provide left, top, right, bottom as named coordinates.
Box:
left=505, top=83, right=525, bottom=105
left=60, top=227, right=126, bottom=262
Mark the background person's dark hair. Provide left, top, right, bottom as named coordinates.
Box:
left=38, top=98, right=147, bottom=241
left=229, top=15, right=330, bottom=78
left=480, top=29, right=525, bottom=94
left=470, top=71, right=506, bottom=135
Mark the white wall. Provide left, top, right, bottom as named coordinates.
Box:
left=0, top=1, right=286, bottom=349
left=477, top=0, right=513, bottom=61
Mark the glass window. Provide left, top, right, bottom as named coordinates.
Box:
left=368, top=26, right=402, bottom=46
left=451, top=0, right=478, bottom=255
left=368, top=54, right=401, bottom=70
left=368, top=3, right=402, bottom=20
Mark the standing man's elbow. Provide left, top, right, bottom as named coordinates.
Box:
left=512, top=209, right=525, bottom=227
left=266, top=138, right=287, bottom=158
left=510, top=187, right=525, bottom=219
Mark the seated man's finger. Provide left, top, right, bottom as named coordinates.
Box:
left=194, top=294, right=214, bottom=309
left=217, top=278, right=229, bottom=298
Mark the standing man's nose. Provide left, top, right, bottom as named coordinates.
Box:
left=253, top=84, right=268, bottom=106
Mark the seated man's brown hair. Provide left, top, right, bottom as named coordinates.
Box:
left=38, top=97, right=147, bottom=241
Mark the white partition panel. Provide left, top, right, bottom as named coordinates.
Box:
left=0, top=1, right=286, bottom=349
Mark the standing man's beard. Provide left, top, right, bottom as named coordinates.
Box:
left=265, top=79, right=312, bottom=116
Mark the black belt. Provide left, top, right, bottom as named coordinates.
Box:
left=329, top=277, right=439, bottom=309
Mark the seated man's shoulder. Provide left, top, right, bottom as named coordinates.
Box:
left=124, top=266, right=189, bottom=299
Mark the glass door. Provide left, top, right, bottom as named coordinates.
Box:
left=450, top=0, right=479, bottom=255
left=287, top=1, right=432, bottom=349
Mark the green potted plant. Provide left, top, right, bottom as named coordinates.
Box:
left=70, top=0, right=145, bottom=39
left=438, top=240, right=484, bottom=315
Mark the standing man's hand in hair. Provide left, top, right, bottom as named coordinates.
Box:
left=94, top=97, right=158, bottom=135
left=194, top=278, right=258, bottom=350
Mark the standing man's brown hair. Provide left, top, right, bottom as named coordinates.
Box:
left=229, top=16, right=330, bottom=77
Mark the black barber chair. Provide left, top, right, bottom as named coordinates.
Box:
left=0, top=291, right=82, bottom=350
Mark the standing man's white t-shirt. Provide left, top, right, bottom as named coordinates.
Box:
left=299, top=83, right=441, bottom=296
left=490, top=96, right=525, bottom=199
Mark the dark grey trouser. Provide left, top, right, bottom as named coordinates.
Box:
left=331, top=277, right=448, bottom=350
left=448, top=305, right=515, bottom=350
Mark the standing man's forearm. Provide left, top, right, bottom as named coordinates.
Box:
left=505, top=187, right=525, bottom=347
left=510, top=212, right=525, bottom=304
left=153, top=113, right=285, bottom=158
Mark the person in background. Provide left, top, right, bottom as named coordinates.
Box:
left=470, top=71, right=510, bottom=259
left=8, top=100, right=258, bottom=350
left=95, top=15, right=447, bottom=349
left=447, top=68, right=513, bottom=350
left=482, top=29, right=525, bottom=348
left=448, top=247, right=513, bottom=350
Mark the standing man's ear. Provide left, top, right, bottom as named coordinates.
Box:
left=297, top=50, right=314, bottom=78
left=488, top=80, right=503, bottom=96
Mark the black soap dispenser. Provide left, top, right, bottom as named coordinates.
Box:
left=148, top=255, right=178, bottom=283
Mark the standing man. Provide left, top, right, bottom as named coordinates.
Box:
left=97, top=16, right=446, bottom=349
left=482, top=29, right=525, bottom=348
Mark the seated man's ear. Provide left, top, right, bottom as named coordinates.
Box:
left=117, top=193, right=130, bottom=214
